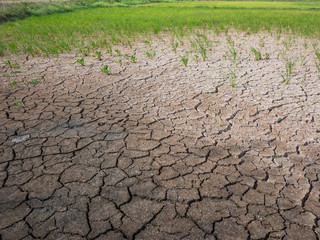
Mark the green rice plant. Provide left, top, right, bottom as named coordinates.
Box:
left=27, top=79, right=40, bottom=86
left=189, top=39, right=197, bottom=53
left=4, top=60, right=19, bottom=68
left=227, top=66, right=237, bottom=88
left=116, top=58, right=122, bottom=65
left=123, top=54, right=130, bottom=60
left=115, top=49, right=121, bottom=56
left=299, top=54, right=307, bottom=66
left=312, top=42, right=318, bottom=51
left=282, top=37, right=293, bottom=51
left=95, top=51, right=102, bottom=61
left=280, top=60, right=294, bottom=84
left=265, top=52, right=270, bottom=60
left=9, top=80, right=18, bottom=89
left=315, top=49, right=320, bottom=62
left=229, top=46, right=238, bottom=64
left=79, top=46, right=90, bottom=56
left=171, top=38, right=179, bottom=53
left=181, top=55, right=189, bottom=67
left=222, top=66, right=237, bottom=88
left=143, top=39, right=152, bottom=46
left=194, top=54, right=199, bottom=61
left=101, top=65, right=111, bottom=74
left=76, top=58, right=84, bottom=66
left=130, top=55, right=137, bottom=63
left=145, top=50, right=155, bottom=60
left=14, top=98, right=24, bottom=108
left=107, top=47, right=113, bottom=56
left=316, top=63, right=320, bottom=80
left=251, top=48, right=262, bottom=61
left=226, top=36, right=234, bottom=48
left=303, top=42, right=308, bottom=51
left=259, top=38, right=265, bottom=48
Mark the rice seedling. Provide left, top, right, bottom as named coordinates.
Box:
left=229, top=46, right=238, bottom=65
left=101, top=65, right=111, bottom=74
left=312, top=42, right=318, bottom=51
left=181, top=55, right=189, bottom=67
left=145, top=50, right=156, bottom=60
left=14, top=98, right=24, bottom=108
left=316, top=63, right=320, bottom=79
left=115, top=49, right=122, bottom=56
left=280, top=60, right=294, bottom=84
left=171, top=38, right=179, bottom=53
left=143, top=39, right=152, bottom=47
left=123, top=54, right=130, bottom=60
left=79, top=46, right=90, bottom=56
left=9, top=80, right=18, bottom=89
left=222, top=66, right=237, bottom=88
left=194, top=54, right=199, bottom=61
left=259, top=38, right=265, bottom=48
left=107, top=47, right=113, bottom=56
left=116, top=58, right=122, bottom=65
left=76, top=58, right=85, bottom=66
left=299, top=54, right=307, bottom=66
left=95, top=51, right=102, bottom=61
left=315, top=49, right=320, bottom=62
left=265, top=52, right=270, bottom=59
left=227, top=66, right=237, bottom=88
left=27, top=79, right=40, bottom=86
left=282, top=37, right=293, bottom=51
left=130, top=55, right=137, bottom=63
left=303, top=42, right=308, bottom=51
left=226, top=36, right=234, bottom=48
left=251, top=48, right=262, bottom=61
left=4, top=60, right=19, bottom=68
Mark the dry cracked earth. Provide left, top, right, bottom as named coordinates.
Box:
left=0, top=32, right=320, bottom=240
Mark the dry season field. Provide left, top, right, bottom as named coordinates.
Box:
left=1, top=1, right=320, bottom=240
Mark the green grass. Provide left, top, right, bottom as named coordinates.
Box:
left=1, top=1, right=320, bottom=56
left=145, top=1, right=320, bottom=9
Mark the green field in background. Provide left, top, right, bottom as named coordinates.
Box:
left=1, top=1, right=320, bottom=56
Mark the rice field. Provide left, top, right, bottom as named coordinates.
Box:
left=0, top=1, right=320, bottom=56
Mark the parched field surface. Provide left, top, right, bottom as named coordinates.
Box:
left=0, top=32, right=320, bottom=239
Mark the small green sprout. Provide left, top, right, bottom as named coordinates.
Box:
left=181, top=55, right=189, bottom=67
left=145, top=50, right=156, bottom=60
left=265, top=52, right=270, bottom=60
left=316, top=63, right=320, bottom=80
left=251, top=48, right=262, bottom=61
left=27, top=79, right=40, bottom=86
left=79, top=46, right=90, bottom=56
left=4, top=60, right=19, bottom=68
left=101, top=65, right=111, bottom=74
left=76, top=58, right=84, bottom=66
left=14, top=98, right=24, bottom=108
left=130, top=55, right=137, bottom=63
left=95, top=51, right=102, bottom=61
left=280, top=60, right=294, bottom=84
left=9, top=80, right=18, bottom=89
left=116, top=59, right=122, bottom=65
left=107, top=47, right=113, bottom=56
left=115, top=49, right=121, bottom=56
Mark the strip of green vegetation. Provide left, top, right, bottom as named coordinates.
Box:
left=1, top=3, right=320, bottom=56
left=0, top=0, right=164, bottom=23
left=144, top=1, right=320, bottom=9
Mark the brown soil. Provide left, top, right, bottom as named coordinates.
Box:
left=0, top=31, right=320, bottom=239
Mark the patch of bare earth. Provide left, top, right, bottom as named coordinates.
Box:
left=0, top=31, right=319, bottom=239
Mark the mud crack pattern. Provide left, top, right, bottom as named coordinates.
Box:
left=0, top=32, right=320, bottom=240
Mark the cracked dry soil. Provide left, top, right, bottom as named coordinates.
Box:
left=0, top=32, right=320, bottom=240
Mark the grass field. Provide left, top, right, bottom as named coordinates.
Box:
left=0, top=1, right=320, bottom=56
